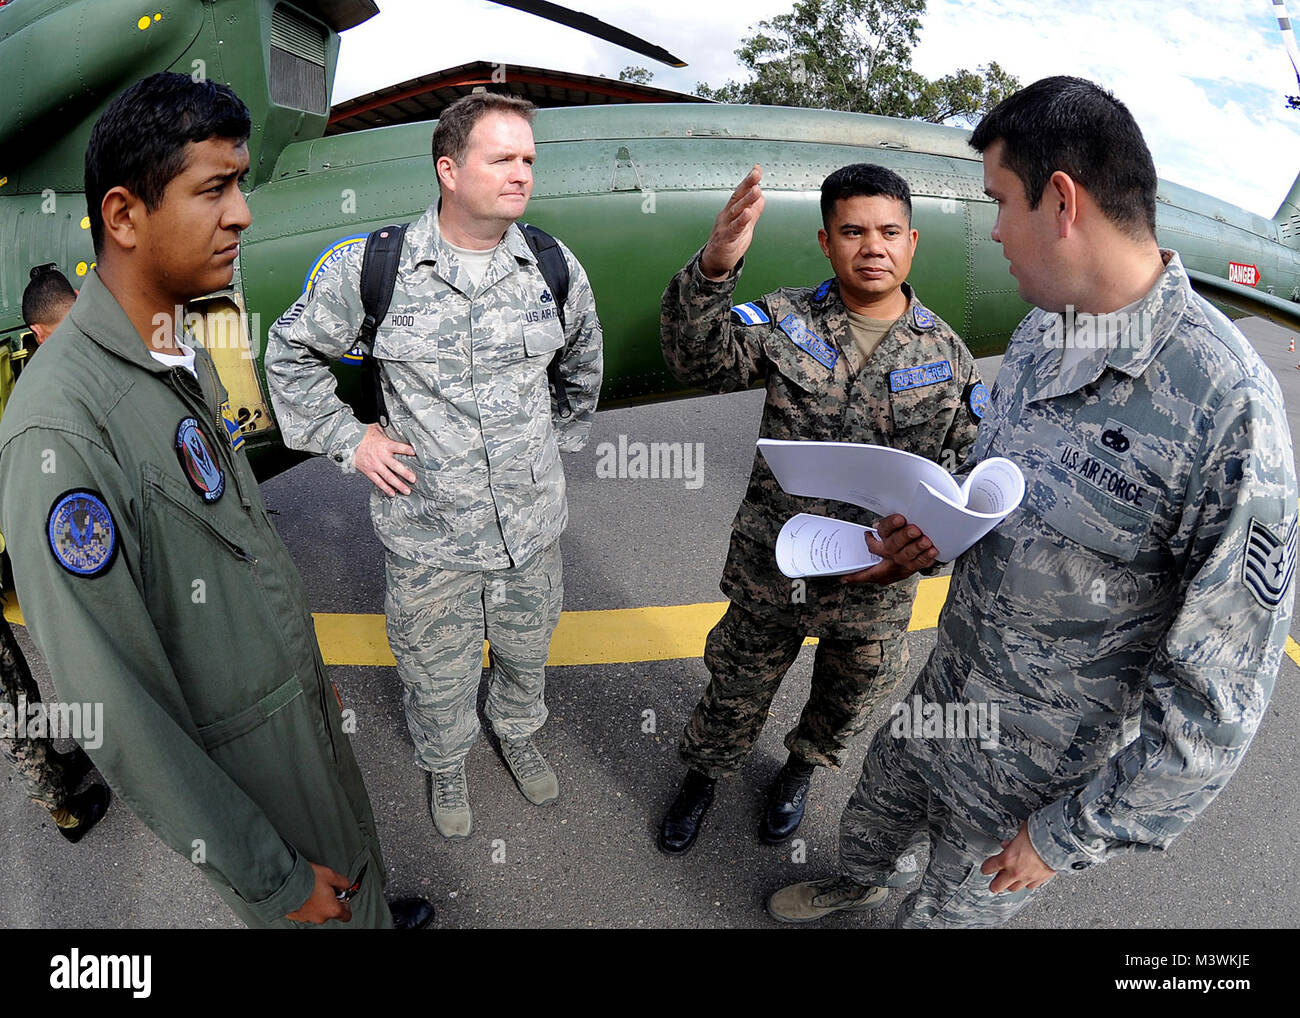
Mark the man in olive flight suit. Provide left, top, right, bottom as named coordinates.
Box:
left=657, top=163, right=985, bottom=853
left=0, top=73, right=431, bottom=929
left=768, top=77, right=1298, bottom=928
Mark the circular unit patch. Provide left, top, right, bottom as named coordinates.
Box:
left=47, top=489, right=118, bottom=578
left=175, top=417, right=225, bottom=503
left=967, top=381, right=990, bottom=420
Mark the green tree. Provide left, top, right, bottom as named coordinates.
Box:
left=696, top=0, right=1017, bottom=126
left=618, top=66, right=654, bottom=84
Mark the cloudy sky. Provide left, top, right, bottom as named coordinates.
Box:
left=332, top=0, right=1300, bottom=219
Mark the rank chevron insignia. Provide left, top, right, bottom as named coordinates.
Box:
left=1243, top=516, right=1298, bottom=610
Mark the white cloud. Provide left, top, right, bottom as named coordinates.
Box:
left=915, top=0, right=1300, bottom=216
left=334, top=0, right=1300, bottom=216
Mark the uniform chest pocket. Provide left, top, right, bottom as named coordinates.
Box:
left=141, top=464, right=254, bottom=567
left=990, top=477, right=1154, bottom=656
left=520, top=313, right=565, bottom=357
left=372, top=324, right=438, bottom=363
left=761, top=330, right=827, bottom=393
left=888, top=383, right=960, bottom=459
left=889, top=383, right=957, bottom=430
left=139, top=466, right=299, bottom=712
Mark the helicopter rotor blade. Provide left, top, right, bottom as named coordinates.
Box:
left=486, top=1, right=687, bottom=67
left=1273, top=0, right=1300, bottom=87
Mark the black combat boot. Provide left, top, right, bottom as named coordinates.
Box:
left=388, top=897, right=436, bottom=930
left=657, top=768, right=716, bottom=855
left=759, top=755, right=816, bottom=844
left=55, top=783, right=111, bottom=844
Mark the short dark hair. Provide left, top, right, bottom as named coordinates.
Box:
left=820, top=164, right=913, bottom=228
left=84, top=72, right=251, bottom=255
left=22, top=265, right=77, bottom=329
left=969, top=76, right=1157, bottom=239
left=432, top=92, right=537, bottom=166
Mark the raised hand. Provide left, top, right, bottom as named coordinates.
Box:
left=699, top=165, right=765, bottom=281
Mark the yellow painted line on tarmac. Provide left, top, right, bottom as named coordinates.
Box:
left=3, top=576, right=955, bottom=667
left=1287, top=637, right=1300, bottom=670
left=7, top=577, right=1295, bottom=669
left=309, top=575, right=954, bottom=667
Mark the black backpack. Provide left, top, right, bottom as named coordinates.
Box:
left=349, top=222, right=572, bottom=427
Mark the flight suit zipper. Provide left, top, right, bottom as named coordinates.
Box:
left=164, top=365, right=339, bottom=763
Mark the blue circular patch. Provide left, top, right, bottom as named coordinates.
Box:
left=175, top=417, right=225, bottom=503
left=813, top=279, right=832, bottom=301
left=47, top=490, right=118, bottom=578
left=968, top=381, right=990, bottom=420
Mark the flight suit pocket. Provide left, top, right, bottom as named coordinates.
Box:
left=140, top=465, right=299, bottom=706
left=963, top=668, right=1081, bottom=788
left=196, top=674, right=303, bottom=750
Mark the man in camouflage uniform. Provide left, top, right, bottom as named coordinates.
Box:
left=266, top=93, right=602, bottom=839
left=4, top=271, right=110, bottom=842
left=657, top=163, right=984, bottom=853
left=769, top=77, right=1298, bottom=927
left=1, top=613, right=108, bottom=841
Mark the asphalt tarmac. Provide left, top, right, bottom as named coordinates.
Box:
left=2, top=318, right=1298, bottom=930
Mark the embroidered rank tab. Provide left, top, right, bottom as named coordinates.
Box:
left=778, top=314, right=837, bottom=370
left=889, top=360, right=952, bottom=392
left=1243, top=516, right=1297, bottom=610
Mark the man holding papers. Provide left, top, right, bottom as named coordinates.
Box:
left=768, top=77, right=1297, bottom=927
left=657, top=163, right=984, bottom=854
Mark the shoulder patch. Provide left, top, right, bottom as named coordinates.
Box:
left=890, top=360, right=953, bottom=392
left=911, top=306, right=936, bottom=331
left=965, top=381, right=989, bottom=420
left=47, top=490, right=118, bottom=578
left=730, top=301, right=770, bottom=326
left=813, top=279, right=833, bottom=302
left=175, top=417, right=225, bottom=503
left=1243, top=517, right=1297, bottom=610
left=301, top=233, right=368, bottom=298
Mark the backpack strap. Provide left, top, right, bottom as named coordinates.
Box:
left=521, top=223, right=573, bottom=419
left=358, top=223, right=408, bottom=428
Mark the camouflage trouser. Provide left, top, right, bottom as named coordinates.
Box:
left=839, top=722, right=1038, bottom=929
left=0, top=616, right=83, bottom=813
left=384, top=541, right=563, bottom=772
left=680, top=599, right=909, bottom=779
